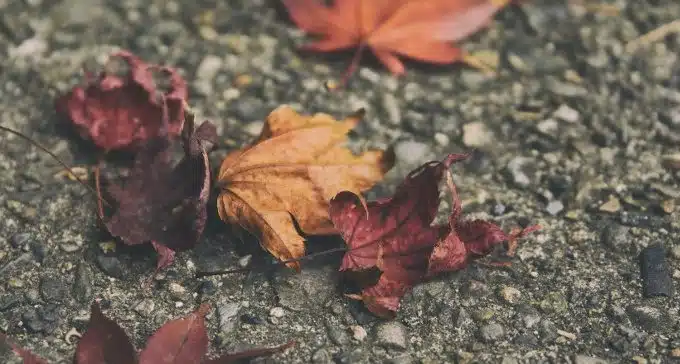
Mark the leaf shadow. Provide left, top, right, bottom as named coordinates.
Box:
left=81, top=230, right=160, bottom=281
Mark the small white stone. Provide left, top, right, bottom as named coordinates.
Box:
left=500, top=286, right=522, bottom=304
left=269, top=306, right=285, bottom=318
left=351, top=325, right=367, bottom=342
left=9, top=37, right=47, bottom=59
left=168, top=282, right=186, bottom=295
left=553, top=104, right=580, bottom=123
left=536, top=118, right=558, bottom=135
left=196, top=55, right=223, bottom=80
left=393, top=140, right=433, bottom=165
left=243, top=122, right=263, bottom=136
left=302, top=78, right=321, bottom=91
left=222, top=88, right=240, bottom=101
left=434, top=132, right=450, bottom=146
left=462, top=122, right=493, bottom=147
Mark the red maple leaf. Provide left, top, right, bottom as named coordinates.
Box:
left=282, top=0, right=510, bottom=82
left=329, top=153, right=540, bottom=318
left=55, top=50, right=188, bottom=151
left=76, top=302, right=295, bottom=364
left=1, top=303, right=295, bottom=364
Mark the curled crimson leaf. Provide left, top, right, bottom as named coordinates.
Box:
left=330, top=153, right=540, bottom=318
left=95, top=107, right=217, bottom=273
left=56, top=50, right=188, bottom=151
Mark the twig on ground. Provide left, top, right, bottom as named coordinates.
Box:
left=626, top=19, right=680, bottom=53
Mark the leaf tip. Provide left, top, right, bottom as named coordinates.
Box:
left=197, top=303, right=211, bottom=317
left=443, top=153, right=471, bottom=167
left=381, top=145, right=396, bottom=174
left=343, top=108, right=366, bottom=129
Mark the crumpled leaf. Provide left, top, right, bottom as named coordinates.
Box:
left=95, top=107, right=216, bottom=272
left=56, top=50, right=188, bottom=151
left=282, top=0, right=510, bottom=78
left=330, top=153, right=540, bottom=318
left=0, top=333, right=48, bottom=364
left=73, top=302, right=295, bottom=364
left=217, top=105, right=394, bottom=271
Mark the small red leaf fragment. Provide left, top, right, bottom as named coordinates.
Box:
left=137, top=304, right=210, bottom=364
left=56, top=50, right=188, bottom=151
left=75, top=302, right=137, bottom=364
left=0, top=333, right=49, bottom=364
left=331, top=153, right=540, bottom=317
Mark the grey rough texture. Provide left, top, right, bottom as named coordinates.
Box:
left=0, top=0, right=680, bottom=363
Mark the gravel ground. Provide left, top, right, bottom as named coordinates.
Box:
left=1, top=0, right=680, bottom=363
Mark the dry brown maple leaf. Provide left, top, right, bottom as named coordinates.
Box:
left=283, top=0, right=510, bottom=80
left=217, top=105, right=394, bottom=271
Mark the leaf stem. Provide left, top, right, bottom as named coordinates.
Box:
left=337, top=42, right=367, bottom=88
left=0, top=125, right=111, bottom=207
left=195, top=246, right=348, bottom=278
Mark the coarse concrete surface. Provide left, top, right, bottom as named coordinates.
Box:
left=1, top=0, right=680, bottom=363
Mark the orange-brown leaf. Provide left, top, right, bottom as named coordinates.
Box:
left=283, top=0, right=510, bottom=76
left=217, top=105, right=394, bottom=270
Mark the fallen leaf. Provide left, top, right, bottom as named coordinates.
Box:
left=217, top=105, right=394, bottom=270
left=330, top=153, right=539, bottom=318
left=75, top=303, right=137, bottom=364
left=282, top=0, right=510, bottom=79
left=137, top=304, right=210, bottom=364
left=95, top=106, right=216, bottom=272
left=0, top=333, right=48, bottom=364
left=56, top=50, right=188, bottom=151
left=72, top=302, right=295, bottom=364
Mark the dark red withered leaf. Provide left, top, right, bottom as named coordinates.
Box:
left=75, top=303, right=137, bottom=364
left=330, top=153, right=540, bottom=318
left=73, top=303, right=294, bottom=364
left=0, top=333, right=49, bottom=364
left=95, top=108, right=216, bottom=272
left=426, top=171, right=540, bottom=276
left=137, top=304, right=210, bottom=364
left=56, top=50, right=188, bottom=151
